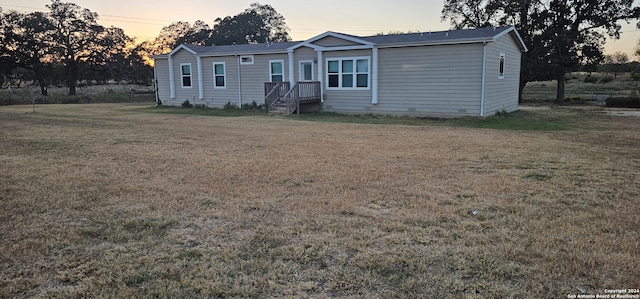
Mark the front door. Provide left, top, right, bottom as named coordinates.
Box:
left=299, top=61, right=314, bottom=81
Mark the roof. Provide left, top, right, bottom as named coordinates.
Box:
left=183, top=41, right=299, bottom=56
left=154, top=26, right=526, bottom=59
left=361, top=26, right=520, bottom=47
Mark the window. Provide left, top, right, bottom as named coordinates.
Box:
left=327, top=57, right=369, bottom=89
left=299, top=61, right=314, bottom=81
left=240, top=55, right=254, bottom=65
left=213, top=62, right=226, bottom=89
left=270, top=60, right=284, bottom=82
left=180, top=63, right=192, bottom=88
left=498, top=53, right=505, bottom=79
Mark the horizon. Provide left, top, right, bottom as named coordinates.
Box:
left=1, top=0, right=639, bottom=58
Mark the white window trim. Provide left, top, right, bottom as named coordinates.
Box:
left=498, top=52, right=505, bottom=80
left=299, top=60, right=315, bottom=82
left=269, top=59, right=285, bottom=82
left=326, top=56, right=371, bottom=90
left=240, top=55, right=254, bottom=65
left=213, top=62, right=226, bottom=89
left=180, top=63, right=193, bottom=88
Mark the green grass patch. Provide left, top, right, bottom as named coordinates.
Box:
left=523, top=173, right=553, bottom=181
left=450, top=110, right=568, bottom=131
left=296, top=110, right=568, bottom=131
left=144, top=105, right=266, bottom=117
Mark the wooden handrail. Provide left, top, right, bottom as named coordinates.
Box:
left=265, top=81, right=320, bottom=114
left=264, top=82, right=290, bottom=112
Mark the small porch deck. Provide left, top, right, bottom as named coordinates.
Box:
left=264, top=81, right=321, bottom=114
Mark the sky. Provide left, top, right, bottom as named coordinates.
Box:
left=1, top=0, right=639, bottom=57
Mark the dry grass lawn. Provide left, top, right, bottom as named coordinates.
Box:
left=1, top=104, right=638, bottom=298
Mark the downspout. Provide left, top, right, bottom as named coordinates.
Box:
left=480, top=41, right=487, bottom=117
left=236, top=54, right=242, bottom=106
left=372, top=47, right=379, bottom=104
left=168, top=56, right=175, bottom=99
left=153, top=62, right=159, bottom=106
left=197, top=56, right=204, bottom=100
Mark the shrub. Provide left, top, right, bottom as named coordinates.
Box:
left=241, top=101, right=263, bottom=111
left=606, top=97, right=640, bottom=108
left=599, top=76, right=614, bottom=83
left=181, top=100, right=192, bottom=108
left=223, top=101, right=238, bottom=110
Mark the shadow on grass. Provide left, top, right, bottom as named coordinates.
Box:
left=144, top=106, right=570, bottom=131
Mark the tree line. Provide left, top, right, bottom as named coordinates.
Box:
left=2, top=0, right=639, bottom=103
left=0, top=1, right=290, bottom=96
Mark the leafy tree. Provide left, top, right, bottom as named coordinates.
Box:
left=176, top=20, right=211, bottom=46
left=2, top=10, right=56, bottom=95
left=149, top=2, right=291, bottom=51
left=442, top=0, right=639, bottom=104
left=210, top=10, right=264, bottom=45
left=150, top=21, right=207, bottom=55
left=543, top=0, right=638, bottom=103
left=247, top=3, right=290, bottom=43
left=211, top=3, right=290, bottom=45
left=47, top=0, right=106, bottom=95
left=0, top=7, right=17, bottom=88
left=126, top=43, right=154, bottom=85
left=95, top=26, right=132, bottom=83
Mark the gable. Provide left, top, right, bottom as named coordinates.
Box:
left=499, top=30, right=528, bottom=52
left=171, top=47, right=197, bottom=58
left=168, top=44, right=198, bottom=56
left=312, top=36, right=363, bottom=47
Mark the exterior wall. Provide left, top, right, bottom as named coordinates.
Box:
left=199, top=56, right=240, bottom=107
left=154, top=58, right=171, bottom=104
left=483, top=34, right=521, bottom=115
left=157, top=51, right=289, bottom=108
left=293, top=47, right=317, bottom=81
left=170, top=49, right=200, bottom=106
left=376, top=44, right=484, bottom=117
left=237, top=53, right=289, bottom=106
left=321, top=49, right=374, bottom=114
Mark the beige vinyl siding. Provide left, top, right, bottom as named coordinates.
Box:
left=171, top=49, right=200, bottom=105
left=154, top=58, right=173, bottom=105
left=236, top=53, right=288, bottom=105
left=483, top=34, right=521, bottom=115
left=313, top=36, right=361, bottom=47
left=376, top=43, right=484, bottom=117
left=161, top=51, right=290, bottom=108
left=200, top=56, right=240, bottom=107
left=321, top=49, right=373, bottom=113
left=293, top=47, right=316, bottom=81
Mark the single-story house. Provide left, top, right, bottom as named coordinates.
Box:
left=153, top=26, right=527, bottom=117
